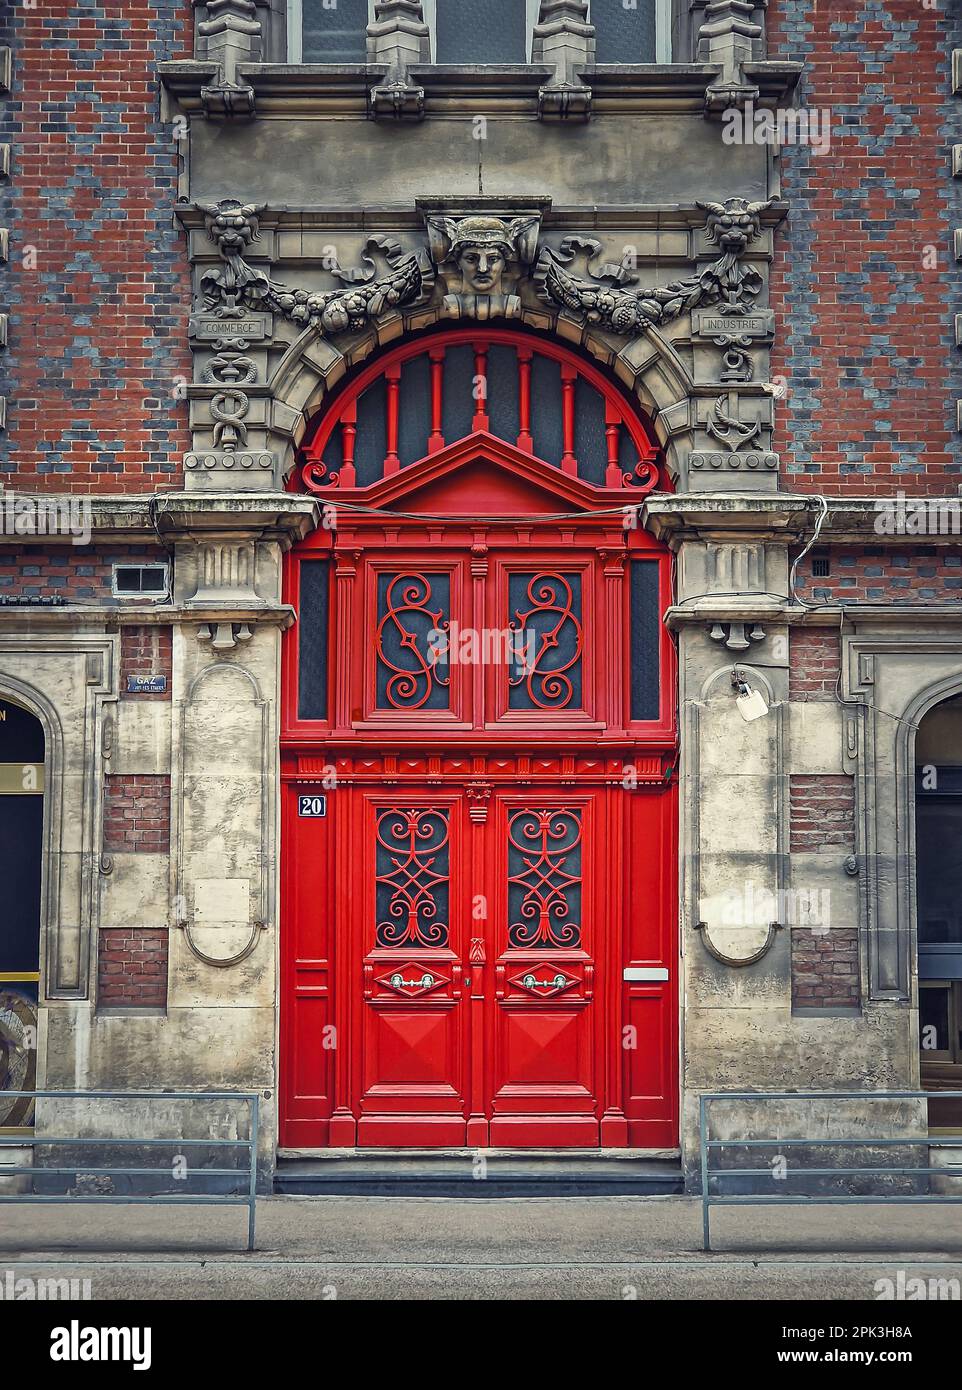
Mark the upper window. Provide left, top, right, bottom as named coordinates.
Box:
left=288, top=0, right=669, bottom=65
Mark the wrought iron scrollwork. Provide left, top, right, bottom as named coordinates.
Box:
left=509, top=572, right=583, bottom=711
left=375, top=573, right=450, bottom=711
left=507, top=807, right=583, bottom=949
left=375, top=807, right=450, bottom=948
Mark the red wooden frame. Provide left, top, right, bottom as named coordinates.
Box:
left=280, top=328, right=678, bottom=1150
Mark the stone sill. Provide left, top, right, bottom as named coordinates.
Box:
left=0, top=494, right=319, bottom=545
left=644, top=494, right=962, bottom=545
left=158, top=58, right=802, bottom=116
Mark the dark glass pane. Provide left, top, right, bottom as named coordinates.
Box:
left=436, top=0, right=527, bottom=63
left=507, top=808, right=582, bottom=949
left=301, top=0, right=368, bottom=62
left=399, top=353, right=431, bottom=467
left=0, top=796, right=42, bottom=973
left=508, top=571, right=583, bottom=710
left=592, top=0, right=656, bottom=63
left=376, top=572, right=450, bottom=711
left=441, top=344, right=476, bottom=444
left=530, top=353, right=563, bottom=466
left=485, top=343, right=520, bottom=443
left=630, top=559, right=661, bottom=721
left=0, top=979, right=38, bottom=1127
left=375, top=808, right=450, bottom=948
left=920, top=987, right=951, bottom=1055
left=0, top=700, right=44, bottom=761
left=297, top=560, right=330, bottom=721
left=573, top=375, right=606, bottom=485
left=916, top=801, right=962, bottom=944
left=354, top=377, right=387, bottom=486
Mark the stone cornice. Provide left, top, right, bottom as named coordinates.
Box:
left=643, top=494, right=962, bottom=546
left=0, top=604, right=296, bottom=628
left=158, top=59, right=801, bottom=118
left=0, top=494, right=319, bottom=546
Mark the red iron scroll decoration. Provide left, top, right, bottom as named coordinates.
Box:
left=375, top=807, right=450, bottom=948
left=375, top=573, right=450, bottom=710
left=507, top=808, right=583, bottom=949
left=509, top=572, right=583, bottom=710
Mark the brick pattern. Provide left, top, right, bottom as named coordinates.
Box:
left=797, top=547, right=962, bottom=603
left=103, top=774, right=171, bottom=853
left=0, top=1, right=192, bottom=490
left=789, top=628, right=841, bottom=702
left=768, top=2, right=962, bottom=493
left=97, top=927, right=168, bottom=1009
left=790, top=774, right=856, bottom=852
left=792, top=928, right=861, bottom=1011
left=121, top=625, right=173, bottom=699
left=0, top=547, right=164, bottom=603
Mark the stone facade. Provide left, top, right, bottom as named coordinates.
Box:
left=1, top=1, right=959, bottom=1186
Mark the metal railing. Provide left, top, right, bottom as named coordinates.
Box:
left=0, top=1090, right=259, bottom=1251
left=700, top=1089, right=962, bottom=1252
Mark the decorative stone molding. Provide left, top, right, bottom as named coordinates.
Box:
left=535, top=198, right=774, bottom=334
left=197, top=620, right=254, bottom=652
left=696, top=0, right=766, bottom=114
left=532, top=1, right=593, bottom=123
left=708, top=620, right=766, bottom=652
left=367, top=0, right=430, bottom=122
left=195, top=0, right=262, bottom=118
left=425, top=210, right=542, bottom=321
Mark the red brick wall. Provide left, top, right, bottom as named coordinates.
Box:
left=121, top=626, right=173, bottom=700
left=789, top=628, right=841, bottom=702
left=790, top=774, right=855, bottom=852
left=103, top=774, right=171, bottom=853
left=97, top=927, right=168, bottom=1009
left=792, top=928, right=861, bottom=1011
left=797, top=548, right=962, bottom=603
left=767, top=2, right=962, bottom=494
left=0, top=2, right=192, bottom=492
left=0, top=547, right=165, bottom=603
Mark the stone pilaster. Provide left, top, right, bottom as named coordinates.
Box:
left=696, top=0, right=765, bottom=114
left=195, top=0, right=262, bottom=118
left=367, top=0, right=430, bottom=122
left=532, top=0, right=593, bottom=122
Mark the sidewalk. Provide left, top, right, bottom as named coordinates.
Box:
left=2, top=1196, right=962, bottom=1299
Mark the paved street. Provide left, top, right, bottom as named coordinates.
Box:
left=3, top=1196, right=962, bottom=1299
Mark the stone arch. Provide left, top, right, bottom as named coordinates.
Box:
left=266, top=306, right=696, bottom=486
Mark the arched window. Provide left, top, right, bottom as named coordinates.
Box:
left=295, top=328, right=662, bottom=494
left=915, top=693, right=962, bottom=1125
left=0, top=698, right=44, bottom=1130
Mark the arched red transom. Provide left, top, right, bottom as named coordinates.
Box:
left=295, top=328, right=664, bottom=495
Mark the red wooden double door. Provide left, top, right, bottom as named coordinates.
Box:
left=280, top=332, right=677, bottom=1149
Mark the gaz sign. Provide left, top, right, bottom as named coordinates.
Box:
left=298, top=793, right=327, bottom=818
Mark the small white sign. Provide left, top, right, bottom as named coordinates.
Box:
left=623, top=967, right=670, bottom=982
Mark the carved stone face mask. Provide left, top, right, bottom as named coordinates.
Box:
left=456, top=247, right=506, bottom=294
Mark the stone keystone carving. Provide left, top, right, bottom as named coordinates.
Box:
left=197, top=201, right=434, bottom=332
left=535, top=196, right=774, bottom=335
left=426, top=214, right=541, bottom=321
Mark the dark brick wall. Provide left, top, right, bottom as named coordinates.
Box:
left=790, top=773, right=856, bottom=852
left=0, top=1, right=192, bottom=491
left=0, top=547, right=164, bottom=602
left=792, top=928, right=861, bottom=1011
left=97, top=927, right=168, bottom=1009
left=103, top=774, right=171, bottom=852
left=789, top=628, right=841, bottom=701
left=768, top=1, right=962, bottom=493
left=120, top=625, right=172, bottom=698
left=796, top=547, right=962, bottom=602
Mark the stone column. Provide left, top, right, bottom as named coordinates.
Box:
left=532, top=0, right=593, bottom=122
left=695, top=0, right=765, bottom=113
left=194, top=0, right=263, bottom=117
left=367, top=0, right=430, bottom=121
